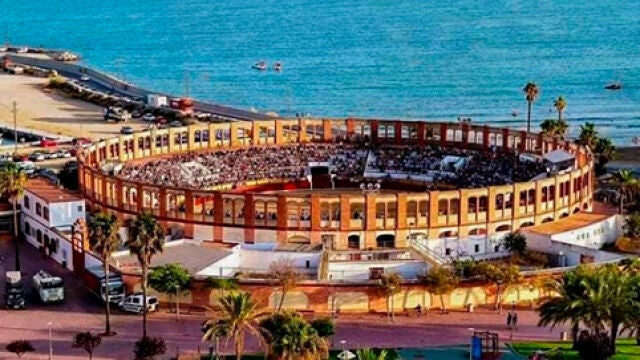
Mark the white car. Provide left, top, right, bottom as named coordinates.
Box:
left=142, top=113, right=156, bottom=122
left=80, top=75, right=90, bottom=81
left=119, top=294, right=158, bottom=314
left=55, top=150, right=72, bottom=158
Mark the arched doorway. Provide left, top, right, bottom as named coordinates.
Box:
left=376, top=234, right=395, bottom=248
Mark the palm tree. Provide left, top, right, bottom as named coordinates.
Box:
left=376, top=273, right=403, bottom=321
left=523, top=82, right=539, bottom=134
left=621, top=259, right=640, bottom=345
left=553, top=96, right=567, bottom=122
left=538, top=266, right=593, bottom=348
left=260, top=312, right=327, bottom=360
left=203, top=293, right=266, bottom=360
left=88, top=211, right=121, bottom=336
left=577, top=122, right=598, bottom=149
left=0, top=163, right=27, bottom=271
left=613, top=170, right=639, bottom=214
left=540, top=119, right=567, bottom=139
left=126, top=212, right=165, bottom=338
left=420, top=266, right=459, bottom=314
left=356, top=348, right=389, bottom=360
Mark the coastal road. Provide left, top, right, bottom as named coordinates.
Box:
left=3, top=53, right=274, bottom=122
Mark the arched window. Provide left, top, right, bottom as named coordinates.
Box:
left=348, top=235, right=360, bottom=249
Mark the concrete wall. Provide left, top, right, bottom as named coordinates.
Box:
left=551, top=215, right=622, bottom=249
left=22, top=215, right=74, bottom=271
left=50, top=200, right=86, bottom=228
left=238, top=248, right=321, bottom=272
left=327, top=261, right=427, bottom=281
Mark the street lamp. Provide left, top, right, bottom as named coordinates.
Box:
left=48, top=321, right=53, bottom=360
left=175, top=285, right=180, bottom=321
left=359, top=182, right=381, bottom=195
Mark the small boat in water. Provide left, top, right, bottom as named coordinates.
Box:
left=252, top=61, right=267, bottom=71
left=273, top=62, right=282, bottom=72
left=633, top=136, right=640, bottom=145
left=605, top=82, right=622, bottom=90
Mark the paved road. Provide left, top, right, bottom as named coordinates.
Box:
left=3, top=53, right=273, bottom=122
left=0, top=240, right=566, bottom=359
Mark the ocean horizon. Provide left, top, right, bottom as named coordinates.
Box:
left=3, top=0, right=640, bottom=145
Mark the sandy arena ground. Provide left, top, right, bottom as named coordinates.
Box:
left=0, top=73, right=150, bottom=141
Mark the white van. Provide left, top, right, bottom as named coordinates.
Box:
left=119, top=293, right=158, bottom=314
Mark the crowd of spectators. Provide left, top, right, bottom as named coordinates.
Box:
left=117, top=143, right=547, bottom=190
left=117, top=143, right=367, bottom=189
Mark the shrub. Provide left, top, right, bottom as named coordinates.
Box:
left=6, top=340, right=35, bottom=359
left=310, top=317, right=335, bottom=337
left=502, top=231, right=527, bottom=254
left=133, top=336, right=166, bottom=360
left=576, top=330, right=613, bottom=360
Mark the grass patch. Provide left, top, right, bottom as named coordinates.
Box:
left=511, top=339, right=640, bottom=360
left=192, top=348, right=400, bottom=359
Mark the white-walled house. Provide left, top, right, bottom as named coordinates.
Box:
left=523, top=213, right=625, bottom=266
left=20, top=178, right=86, bottom=271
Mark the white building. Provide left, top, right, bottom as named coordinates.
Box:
left=523, top=213, right=625, bottom=266
left=20, top=178, right=86, bottom=271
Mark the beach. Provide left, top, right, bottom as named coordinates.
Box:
left=0, top=73, right=150, bottom=142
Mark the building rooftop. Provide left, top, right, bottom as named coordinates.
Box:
left=524, top=213, right=612, bottom=236
left=113, top=240, right=232, bottom=275
left=543, top=149, right=575, bottom=164
left=25, top=178, right=82, bottom=204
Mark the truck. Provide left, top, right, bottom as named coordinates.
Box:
left=32, top=270, right=64, bottom=303
left=4, top=271, right=25, bottom=309
left=146, top=94, right=168, bottom=108
left=84, top=266, right=126, bottom=304
left=169, top=97, right=194, bottom=114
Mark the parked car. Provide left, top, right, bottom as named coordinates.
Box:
left=12, top=154, right=28, bottom=162
left=169, top=121, right=183, bottom=128
left=131, top=110, right=142, bottom=118
left=120, top=126, right=135, bottom=135
left=16, top=161, right=37, bottom=175
left=142, top=113, right=156, bottom=122
left=46, top=151, right=58, bottom=159
left=72, top=137, right=91, bottom=146
left=54, top=149, right=72, bottom=158
left=119, top=294, right=158, bottom=314
left=28, top=152, right=46, bottom=162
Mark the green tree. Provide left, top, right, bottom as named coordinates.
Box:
left=553, top=96, right=567, bottom=122
left=201, top=319, right=229, bottom=360
left=310, top=318, right=335, bottom=338
left=420, top=266, right=459, bottom=314
left=203, top=293, right=266, bottom=360
left=523, top=82, right=539, bottom=134
left=87, top=211, right=121, bottom=335
left=625, top=212, right=640, bottom=239
left=614, top=169, right=639, bottom=214
left=376, top=272, right=403, bottom=321
left=5, top=340, right=35, bottom=359
left=0, top=162, right=27, bottom=271
left=71, top=332, right=102, bottom=360
left=259, top=311, right=328, bottom=360
left=471, top=263, right=522, bottom=311
left=356, top=348, right=389, bottom=360
left=268, top=258, right=302, bottom=312
left=502, top=231, right=527, bottom=255
left=621, top=259, right=640, bottom=344
left=594, top=137, right=616, bottom=164
left=207, top=277, right=239, bottom=300
left=133, top=336, right=166, bottom=360
left=126, top=212, right=165, bottom=338
left=577, top=122, right=598, bottom=149
left=148, top=263, right=191, bottom=312
left=540, top=119, right=568, bottom=139
left=538, top=265, right=594, bottom=348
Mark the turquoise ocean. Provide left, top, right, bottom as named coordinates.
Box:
left=3, top=0, right=640, bottom=144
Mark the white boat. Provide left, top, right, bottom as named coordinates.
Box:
left=252, top=61, right=267, bottom=71
left=273, top=62, right=282, bottom=72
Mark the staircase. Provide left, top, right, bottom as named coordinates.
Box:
left=407, top=237, right=447, bottom=267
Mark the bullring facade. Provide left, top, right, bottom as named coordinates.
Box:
left=78, top=118, right=593, bottom=253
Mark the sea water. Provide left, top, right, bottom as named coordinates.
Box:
left=3, top=0, right=640, bottom=144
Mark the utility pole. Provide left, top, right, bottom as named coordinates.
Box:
left=11, top=101, right=17, bottom=154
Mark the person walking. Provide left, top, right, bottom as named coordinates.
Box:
left=512, top=312, right=519, bottom=330
left=506, top=311, right=513, bottom=329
